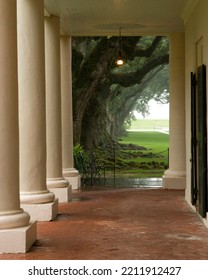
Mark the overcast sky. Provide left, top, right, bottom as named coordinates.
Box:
left=134, top=100, right=169, bottom=119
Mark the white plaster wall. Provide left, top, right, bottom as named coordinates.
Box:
left=184, top=0, right=208, bottom=205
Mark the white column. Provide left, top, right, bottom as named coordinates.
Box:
left=17, top=0, right=58, bottom=220
left=163, top=33, right=186, bottom=189
left=0, top=0, right=36, bottom=253
left=61, top=36, right=80, bottom=190
left=45, top=16, right=71, bottom=202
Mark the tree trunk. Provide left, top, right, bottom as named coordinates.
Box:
left=72, top=36, right=169, bottom=148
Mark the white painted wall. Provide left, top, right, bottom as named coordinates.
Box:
left=184, top=0, right=208, bottom=206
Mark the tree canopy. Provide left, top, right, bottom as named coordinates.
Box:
left=72, top=36, right=169, bottom=149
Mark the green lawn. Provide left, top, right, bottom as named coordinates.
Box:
left=129, top=119, right=169, bottom=131
left=120, top=131, right=169, bottom=153
left=111, top=130, right=169, bottom=178
left=77, top=121, right=170, bottom=181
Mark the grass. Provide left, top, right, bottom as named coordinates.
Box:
left=77, top=119, right=170, bottom=180
left=106, top=130, right=169, bottom=178
left=129, top=119, right=169, bottom=132
left=120, top=131, right=169, bottom=154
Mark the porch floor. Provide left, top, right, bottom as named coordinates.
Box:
left=1, top=187, right=208, bottom=260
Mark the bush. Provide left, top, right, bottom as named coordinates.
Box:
left=73, top=144, right=85, bottom=170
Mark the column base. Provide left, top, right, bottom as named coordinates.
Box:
left=162, top=169, right=186, bottom=190
left=20, top=190, right=55, bottom=204
left=0, top=221, right=37, bottom=253
left=49, top=186, right=72, bottom=203
left=0, top=210, right=30, bottom=229
left=21, top=198, right=58, bottom=221
left=47, top=177, right=72, bottom=202
left=63, top=168, right=80, bottom=190
left=202, top=215, right=208, bottom=228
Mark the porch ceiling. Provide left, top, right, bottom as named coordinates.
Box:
left=44, top=0, right=190, bottom=36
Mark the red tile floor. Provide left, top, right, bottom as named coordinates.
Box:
left=1, top=188, right=208, bottom=260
